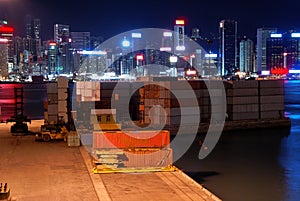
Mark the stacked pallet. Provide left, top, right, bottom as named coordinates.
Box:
left=67, top=131, right=81, bottom=147
left=226, top=80, right=259, bottom=121
left=259, top=80, right=285, bottom=119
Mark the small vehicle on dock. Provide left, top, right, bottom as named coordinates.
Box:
left=35, top=124, right=69, bottom=142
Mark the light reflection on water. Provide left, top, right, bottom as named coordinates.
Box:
left=279, top=80, right=300, bottom=201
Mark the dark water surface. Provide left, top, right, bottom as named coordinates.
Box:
left=174, top=80, right=300, bottom=201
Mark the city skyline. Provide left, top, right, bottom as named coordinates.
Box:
left=1, top=0, right=300, bottom=41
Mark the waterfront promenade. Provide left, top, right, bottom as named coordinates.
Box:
left=0, top=121, right=221, bottom=201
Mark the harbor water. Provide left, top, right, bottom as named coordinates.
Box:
left=174, top=80, right=300, bottom=201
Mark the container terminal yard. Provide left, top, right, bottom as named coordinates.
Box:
left=0, top=77, right=290, bottom=200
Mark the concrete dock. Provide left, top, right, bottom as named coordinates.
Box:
left=0, top=120, right=221, bottom=201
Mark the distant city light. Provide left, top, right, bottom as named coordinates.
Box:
left=169, top=56, right=178, bottom=63
left=136, top=54, right=144, bottom=60
left=49, top=42, right=57, bottom=46
left=175, top=20, right=185, bottom=25
left=291, top=33, right=300, bottom=38
left=160, top=47, right=172, bottom=52
left=79, top=50, right=107, bottom=55
left=220, top=22, right=224, bottom=28
left=289, top=69, right=300, bottom=73
left=283, top=52, right=288, bottom=56
left=261, top=70, right=270, bottom=75
left=163, top=32, right=172, bottom=37
left=270, top=34, right=282, bottom=38
left=122, top=38, right=130, bottom=47
left=186, top=69, right=197, bottom=75
left=131, top=33, right=142, bottom=38
left=68, top=38, right=72, bottom=43
left=176, top=46, right=186, bottom=51
left=205, top=53, right=218, bottom=58
left=0, top=38, right=8, bottom=43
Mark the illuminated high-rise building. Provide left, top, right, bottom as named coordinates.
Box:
left=174, top=19, right=185, bottom=52
left=70, top=32, right=90, bottom=51
left=0, top=23, right=14, bottom=69
left=256, top=27, right=277, bottom=72
left=25, top=15, right=32, bottom=39
left=0, top=38, right=8, bottom=78
left=54, top=24, right=70, bottom=44
left=219, top=19, right=238, bottom=76
left=266, top=31, right=300, bottom=71
left=239, top=36, right=254, bottom=72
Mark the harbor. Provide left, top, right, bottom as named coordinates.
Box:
left=0, top=78, right=292, bottom=201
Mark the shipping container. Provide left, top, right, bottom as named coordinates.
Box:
left=93, top=130, right=170, bottom=149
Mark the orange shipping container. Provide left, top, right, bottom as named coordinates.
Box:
left=93, top=130, right=170, bottom=149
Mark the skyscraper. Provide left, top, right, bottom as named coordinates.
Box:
left=174, top=19, right=185, bottom=52
left=70, top=32, right=90, bottom=51
left=54, top=24, right=70, bottom=44
left=25, top=15, right=32, bottom=39
left=239, top=36, right=254, bottom=72
left=266, top=33, right=284, bottom=71
left=219, top=19, right=238, bottom=76
left=266, top=31, right=300, bottom=71
left=256, top=27, right=277, bottom=72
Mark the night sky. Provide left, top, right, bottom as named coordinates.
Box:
left=1, top=0, right=299, bottom=42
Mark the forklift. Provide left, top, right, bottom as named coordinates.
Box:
left=35, top=116, right=73, bottom=142
left=6, top=87, right=32, bottom=135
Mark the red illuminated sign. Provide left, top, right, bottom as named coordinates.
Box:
left=0, top=26, right=14, bottom=33
left=176, top=20, right=185, bottom=25
left=271, top=68, right=289, bottom=75
left=49, top=42, right=57, bottom=46
left=136, top=54, right=144, bottom=60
